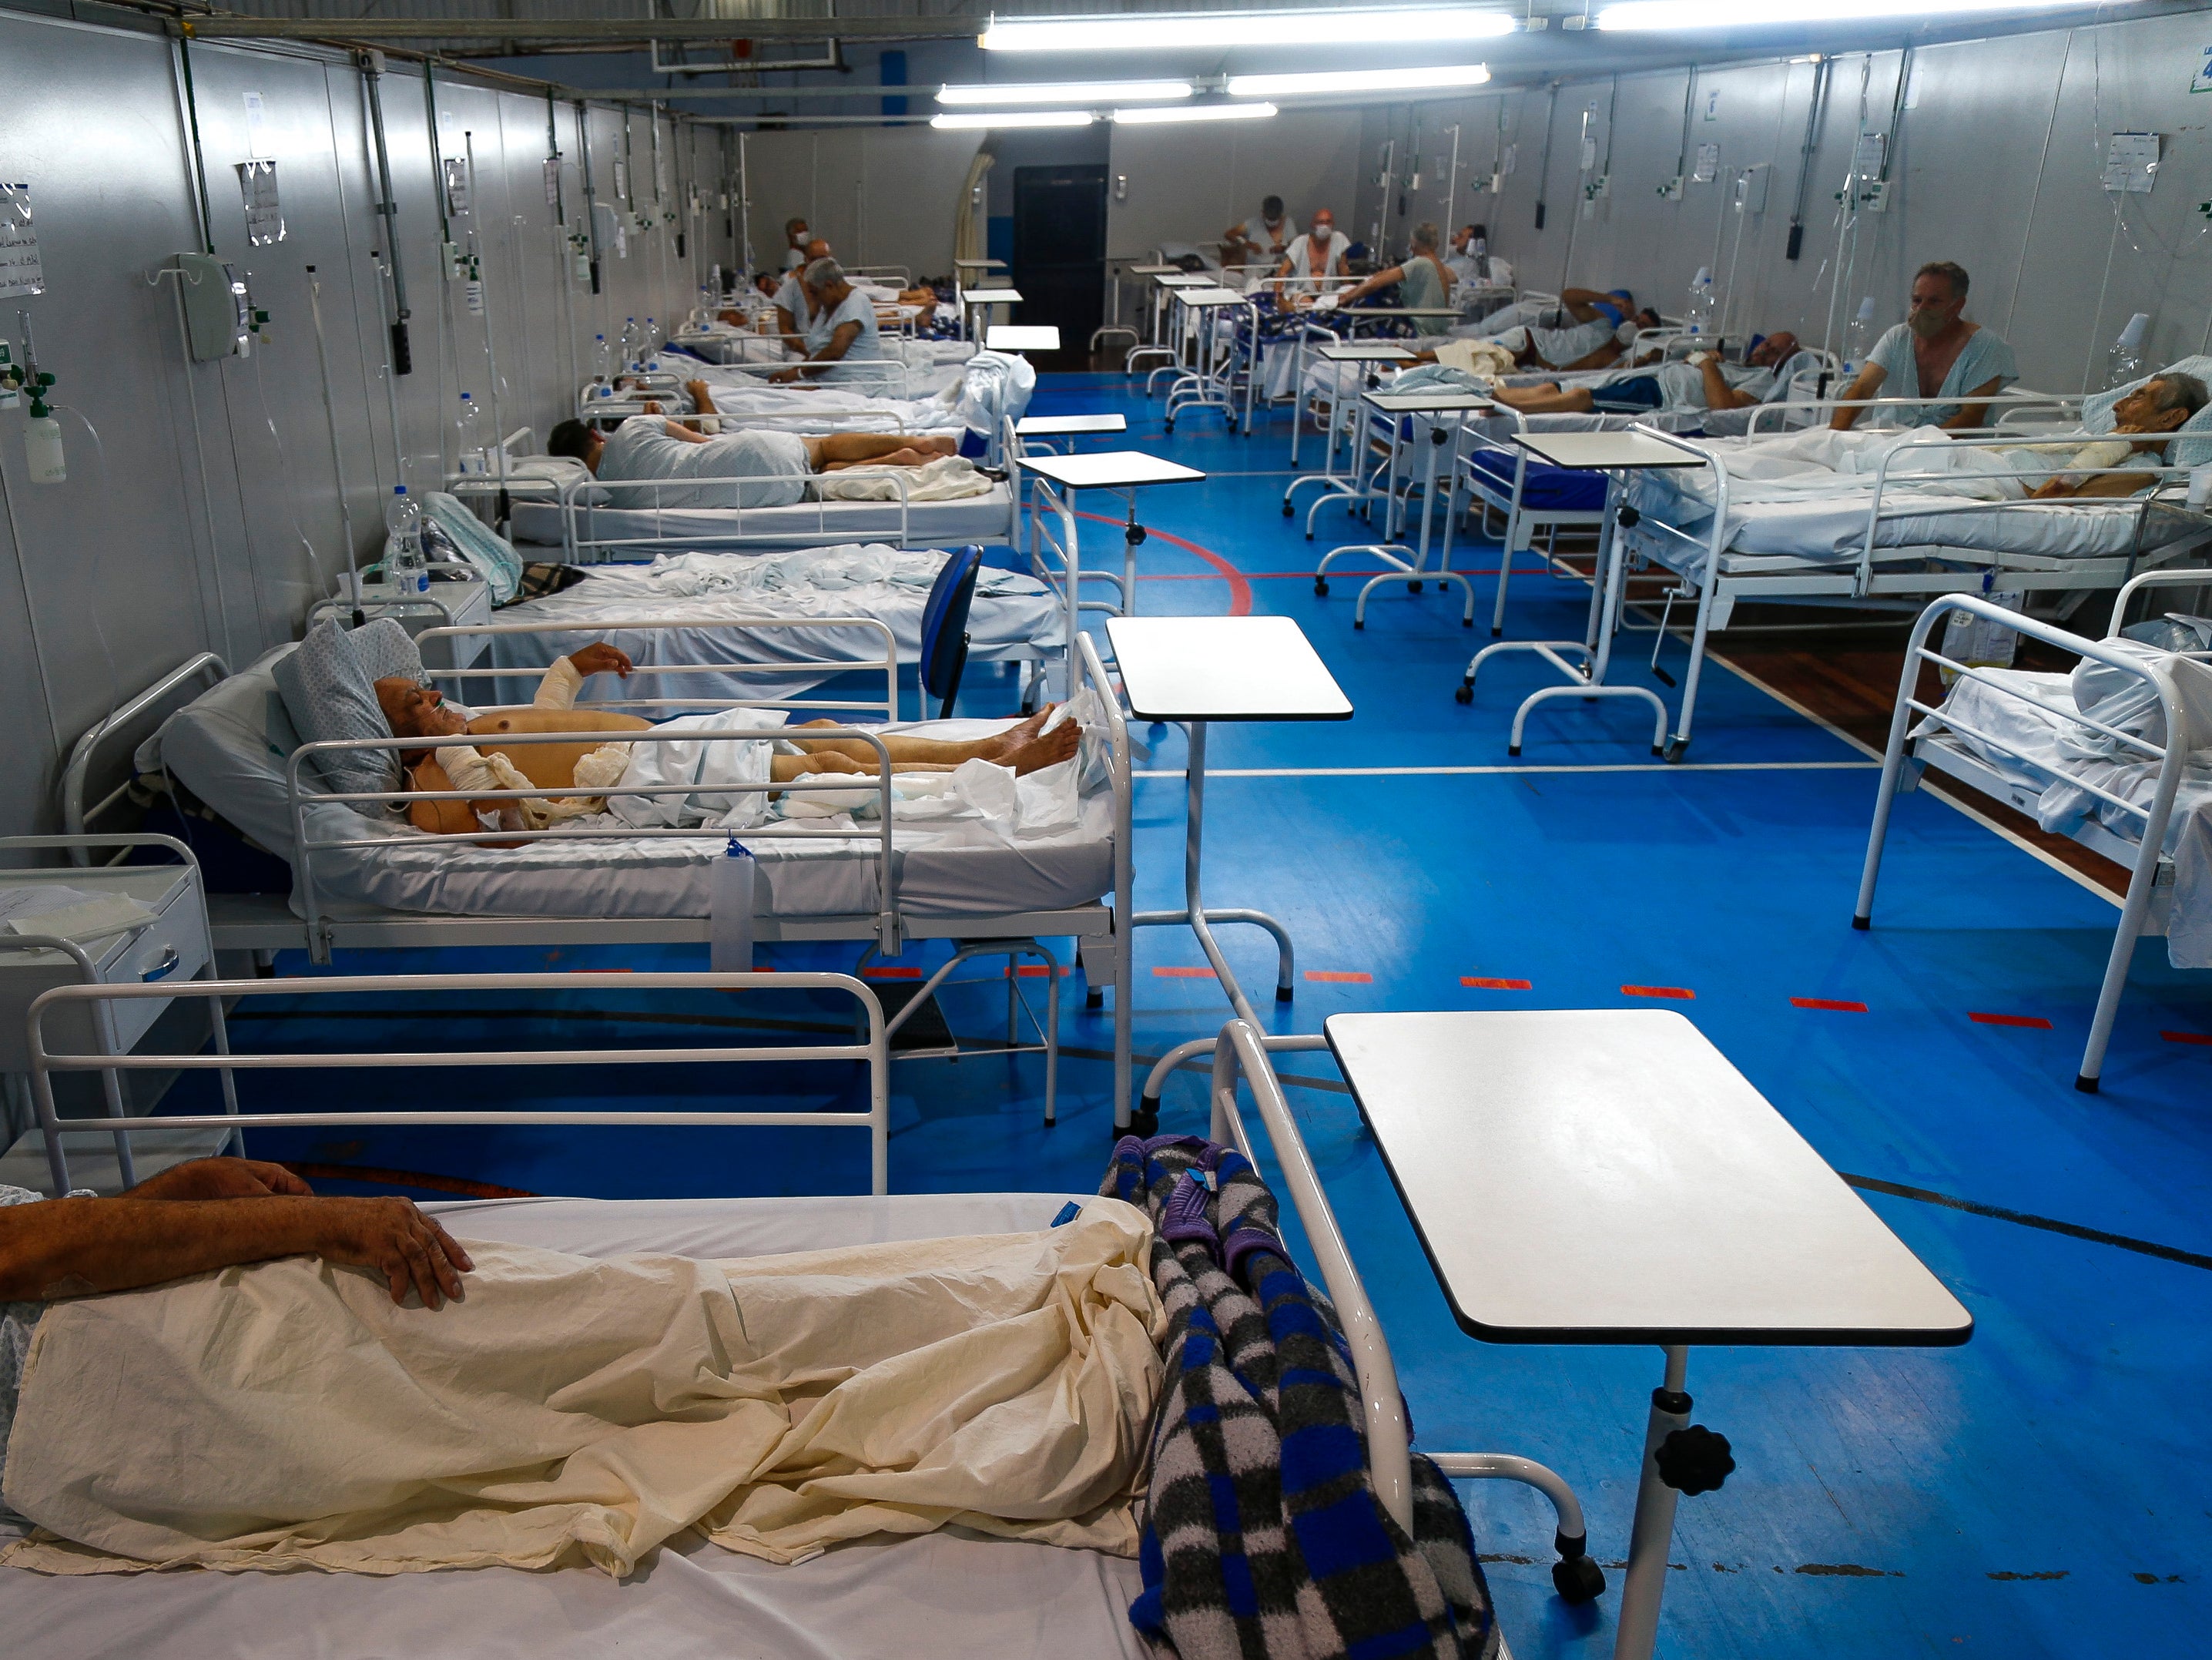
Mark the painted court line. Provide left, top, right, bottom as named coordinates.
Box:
left=2163, top=1030, right=2212, bottom=1046
left=1623, top=984, right=1696, bottom=1001
left=1153, top=966, right=1218, bottom=979
left=860, top=967, right=923, bottom=980
left=1462, top=977, right=1533, bottom=990
left=1305, top=970, right=1372, bottom=984
left=1132, top=761, right=1880, bottom=780
left=1792, top=997, right=1869, bottom=1012
left=1970, top=1011, right=2054, bottom=1030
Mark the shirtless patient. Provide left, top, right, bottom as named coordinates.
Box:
left=374, top=643, right=1078, bottom=836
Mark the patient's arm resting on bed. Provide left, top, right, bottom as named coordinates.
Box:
left=0, top=1185, right=472, bottom=1308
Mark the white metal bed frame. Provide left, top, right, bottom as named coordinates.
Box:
left=16, top=996, right=1601, bottom=1642
left=1463, top=408, right=2212, bottom=760
left=67, top=621, right=1140, bottom=1130
left=1855, top=572, right=2212, bottom=1092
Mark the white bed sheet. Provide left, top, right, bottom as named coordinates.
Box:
left=0, top=1192, right=1148, bottom=1660
left=487, top=546, right=1061, bottom=700
left=511, top=484, right=1016, bottom=552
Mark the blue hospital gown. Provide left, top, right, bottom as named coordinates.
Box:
left=1862, top=323, right=2019, bottom=426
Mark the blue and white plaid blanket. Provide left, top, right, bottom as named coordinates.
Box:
left=1102, top=1135, right=1497, bottom=1660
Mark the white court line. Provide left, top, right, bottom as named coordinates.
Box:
left=1132, top=760, right=1879, bottom=779
left=1704, top=648, right=2123, bottom=909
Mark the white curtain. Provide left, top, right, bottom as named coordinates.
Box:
left=954, top=148, right=996, bottom=267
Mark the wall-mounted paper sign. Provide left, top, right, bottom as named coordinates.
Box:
left=1693, top=144, right=1719, bottom=183
left=443, top=156, right=471, bottom=216
left=2103, top=132, right=2160, bottom=193
left=239, top=160, right=285, bottom=246
left=0, top=183, right=45, bottom=299
left=243, top=92, right=270, bottom=158
left=2190, top=44, right=2212, bottom=95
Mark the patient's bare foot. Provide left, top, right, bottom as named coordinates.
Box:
left=998, top=719, right=1080, bottom=776
left=983, top=705, right=1057, bottom=757
left=923, top=434, right=958, bottom=458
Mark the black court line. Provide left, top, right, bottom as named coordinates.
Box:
left=1838, top=1173, right=2212, bottom=1273
left=228, top=1008, right=2210, bottom=1271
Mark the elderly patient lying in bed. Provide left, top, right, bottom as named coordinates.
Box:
left=375, top=642, right=1078, bottom=835
left=546, top=412, right=970, bottom=511
left=0, top=1165, right=1162, bottom=1576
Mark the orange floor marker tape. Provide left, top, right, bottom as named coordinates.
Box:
left=1623, top=984, right=1694, bottom=1001
left=1461, top=977, right=1533, bottom=990
left=1305, top=971, right=1372, bottom=984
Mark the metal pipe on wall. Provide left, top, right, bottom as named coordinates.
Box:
left=360, top=52, right=414, bottom=380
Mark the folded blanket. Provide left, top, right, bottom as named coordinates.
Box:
left=1102, top=1135, right=1496, bottom=1660
left=1, top=1203, right=1164, bottom=1577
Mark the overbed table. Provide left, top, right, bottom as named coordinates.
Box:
left=1014, top=412, right=1128, bottom=456
left=1313, top=387, right=1491, bottom=629
left=960, top=285, right=1022, bottom=340
left=1106, top=615, right=1352, bottom=1129
left=1462, top=427, right=1711, bottom=759
left=1161, top=286, right=1258, bottom=432
left=1289, top=338, right=1416, bottom=477
left=986, top=324, right=1061, bottom=355
left=1017, top=449, right=1205, bottom=695
left=1325, top=1008, right=1973, bottom=1660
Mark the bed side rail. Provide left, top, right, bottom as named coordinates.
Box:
left=26, top=971, right=890, bottom=1198
left=61, top=652, right=233, bottom=863
left=556, top=462, right=965, bottom=562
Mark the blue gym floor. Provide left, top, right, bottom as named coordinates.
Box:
left=180, top=373, right=2211, bottom=1657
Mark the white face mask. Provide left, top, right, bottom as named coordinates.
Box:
left=1615, top=321, right=1641, bottom=346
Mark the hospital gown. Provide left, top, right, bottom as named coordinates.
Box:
left=802, top=289, right=894, bottom=388
left=1862, top=323, right=2019, bottom=426
left=598, top=417, right=811, bottom=511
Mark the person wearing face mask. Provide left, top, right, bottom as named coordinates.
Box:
left=1274, top=210, right=1352, bottom=297
left=1829, top=261, right=2017, bottom=431
left=1446, top=224, right=1512, bottom=291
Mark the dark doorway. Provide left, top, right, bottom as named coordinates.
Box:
left=1010, top=164, right=1106, bottom=372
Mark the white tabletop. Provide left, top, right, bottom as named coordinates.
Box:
left=1325, top=1009, right=1976, bottom=1346
left=1105, top=615, right=1353, bottom=723
left=1016, top=413, right=1128, bottom=436
left=1342, top=307, right=1461, bottom=320
left=954, top=258, right=1006, bottom=269
left=1364, top=388, right=1494, bottom=413
left=965, top=287, right=1024, bottom=306
left=1175, top=287, right=1250, bottom=307
left=1128, top=263, right=1181, bottom=275
left=1155, top=273, right=1215, bottom=289
left=1510, top=431, right=1708, bottom=470
left=1018, top=449, right=1205, bottom=490
left=987, top=325, right=1061, bottom=351
left=1318, top=342, right=1416, bottom=362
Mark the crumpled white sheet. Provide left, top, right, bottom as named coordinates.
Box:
left=601, top=706, right=794, bottom=832
left=604, top=545, right=1032, bottom=601
left=814, top=455, right=994, bottom=503
left=0, top=1202, right=1165, bottom=1578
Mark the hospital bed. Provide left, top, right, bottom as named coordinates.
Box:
left=2, top=1000, right=1589, bottom=1660
left=1856, top=574, right=2212, bottom=1092
left=1463, top=411, right=2212, bottom=758
left=100, top=627, right=1143, bottom=1128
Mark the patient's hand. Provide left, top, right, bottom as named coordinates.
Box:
left=127, top=1159, right=314, bottom=1202
left=569, top=642, right=634, bottom=679
left=312, top=1197, right=474, bottom=1309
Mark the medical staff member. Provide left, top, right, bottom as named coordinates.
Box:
left=772, top=257, right=893, bottom=387
left=780, top=216, right=811, bottom=272
left=1224, top=196, right=1297, bottom=270
left=1830, top=260, right=2017, bottom=431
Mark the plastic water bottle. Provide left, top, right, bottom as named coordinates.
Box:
left=592, top=332, right=612, bottom=384
left=384, top=485, right=427, bottom=593
left=455, top=391, right=485, bottom=475
left=618, top=315, right=639, bottom=367
left=1684, top=267, right=1716, bottom=337
left=2107, top=312, right=2150, bottom=390
left=645, top=316, right=660, bottom=352
left=709, top=837, right=757, bottom=972
left=25, top=396, right=64, bottom=485
left=1843, top=297, right=1876, bottom=377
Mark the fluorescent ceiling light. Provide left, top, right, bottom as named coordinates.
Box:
left=929, top=110, right=1096, bottom=129
left=1226, top=65, right=1492, bottom=97
left=982, top=8, right=1516, bottom=52
left=1112, top=102, right=1279, bottom=124
left=937, top=79, right=1194, bottom=105
left=1597, top=0, right=2133, bottom=27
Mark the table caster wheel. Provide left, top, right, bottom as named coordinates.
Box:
left=1165, top=421, right=1175, bottom=434
left=1282, top=501, right=1294, bottom=517
left=1275, top=984, right=1294, bottom=1003
left=1125, top=1103, right=1160, bottom=1139
left=1315, top=578, right=1329, bottom=596
left=1409, top=580, right=1423, bottom=593
left=1084, top=988, right=1104, bottom=1010
left=1305, top=531, right=1315, bottom=542
left=1507, top=743, right=1522, bottom=757
left=1462, top=615, right=1475, bottom=628
left=1353, top=618, right=1365, bottom=630
left=1454, top=683, right=1473, bottom=705
left=1552, top=1553, right=1605, bottom=1604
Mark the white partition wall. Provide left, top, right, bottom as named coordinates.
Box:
left=1106, top=108, right=1364, bottom=260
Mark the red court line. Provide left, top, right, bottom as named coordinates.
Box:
left=1623, top=984, right=1695, bottom=1001
left=1153, top=966, right=1218, bottom=979
left=1462, top=977, right=1533, bottom=990
left=1970, top=1011, right=2053, bottom=1030
left=1004, top=965, right=1072, bottom=978
left=566, top=966, right=634, bottom=972
left=861, top=967, right=923, bottom=980
left=1075, top=510, right=1251, bottom=615
left=1791, top=997, right=1868, bottom=1013
left=1305, top=970, right=1372, bottom=984
left=2160, top=1031, right=2212, bottom=1046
